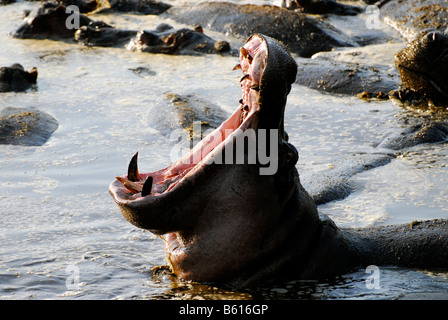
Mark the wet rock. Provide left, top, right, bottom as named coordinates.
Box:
left=377, top=120, right=448, bottom=150
left=98, top=0, right=171, bottom=14
left=58, top=0, right=99, bottom=13
left=62, top=0, right=172, bottom=14
left=381, top=0, right=448, bottom=41
left=394, top=31, right=448, bottom=106
left=0, top=64, right=38, bottom=93
left=146, top=93, right=228, bottom=142
left=128, top=66, right=156, bottom=77
left=274, top=0, right=362, bottom=16
left=295, top=56, right=398, bottom=95
left=0, top=107, right=58, bottom=146
left=165, top=2, right=356, bottom=57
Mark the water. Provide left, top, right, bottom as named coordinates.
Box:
left=1, top=1, right=447, bottom=300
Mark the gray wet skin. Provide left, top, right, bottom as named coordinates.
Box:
left=110, top=34, right=448, bottom=287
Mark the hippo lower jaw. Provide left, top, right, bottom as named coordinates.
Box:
left=109, top=36, right=267, bottom=229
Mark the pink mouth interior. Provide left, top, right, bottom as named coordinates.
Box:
left=114, top=36, right=268, bottom=200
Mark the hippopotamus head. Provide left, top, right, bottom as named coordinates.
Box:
left=74, top=25, right=136, bottom=47
left=12, top=3, right=93, bottom=39
left=0, top=64, right=38, bottom=92
left=110, top=34, right=320, bottom=286
left=127, top=27, right=231, bottom=55
left=395, top=31, right=448, bottom=105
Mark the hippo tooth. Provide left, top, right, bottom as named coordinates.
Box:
left=115, top=176, right=142, bottom=193
left=240, top=47, right=253, bottom=62
left=141, top=176, right=153, bottom=197
left=250, top=84, right=260, bottom=91
left=232, top=64, right=241, bottom=71
left=240, top=74, right=250, bottom=82
left=128, top=152, right=140, bottom=182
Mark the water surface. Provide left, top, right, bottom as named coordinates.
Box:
left=1, top=0, right=447, bottom=299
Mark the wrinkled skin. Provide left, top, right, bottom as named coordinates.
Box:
left=395, top=31, right=448, bottom=106
left=0, top=64, right=38, bottom=92
left=110, top=34, right=447, bottom=287
left=12, top=3, right=109, bottom=40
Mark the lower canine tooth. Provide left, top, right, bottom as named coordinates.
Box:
left=240, top=74, right=249, bottom=82
left=141, top=176, right=153, bottom=197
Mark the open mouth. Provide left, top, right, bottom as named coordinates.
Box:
left=109, top=34, right=268, bottom=204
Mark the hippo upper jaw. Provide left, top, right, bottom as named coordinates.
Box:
left=109, top=34, right=317, bottom=284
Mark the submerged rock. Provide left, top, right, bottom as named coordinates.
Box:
left=146, top=93, right=228, bottom=142
left=0, top=107, right=58, bottom=146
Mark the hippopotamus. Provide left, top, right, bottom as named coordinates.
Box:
left=0, top=64, right=38, bottom=92
left=12, top=3, right=110, bottom=40
left=109, top=34, right=447, bottom=287
left=274, top=0, right=362, bottom=15
left=165, top=2, right=356, bottom=57
left=0, top=107, right=58, bottom=146
left=75, top=23, right=232, bottom=55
